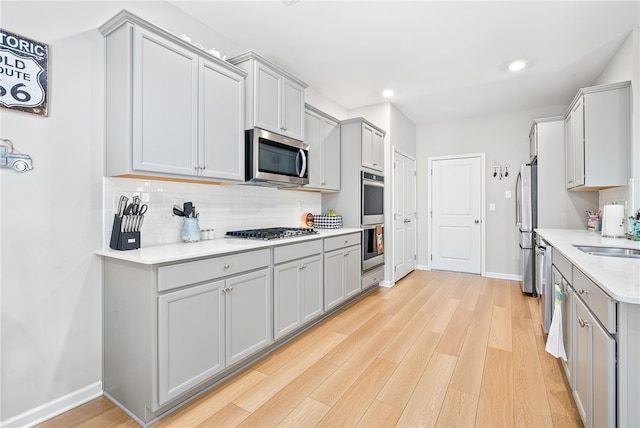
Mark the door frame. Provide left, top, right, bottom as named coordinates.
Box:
left=427, top=153, right=486, bottom=276
left=392, top=146, right=417, bottom=282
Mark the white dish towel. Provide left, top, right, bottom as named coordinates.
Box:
left=545, top=283, right=567, bottom=360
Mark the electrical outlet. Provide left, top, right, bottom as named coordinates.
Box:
left=505, top=190, right=512, bottom=199
left=489, top=203, right=496, bottom=211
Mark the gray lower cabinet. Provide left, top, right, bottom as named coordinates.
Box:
left=158, top=281, right=225, bottom=405
left=324, top=234, right=361, bottom=311
left=273, top=240, right=324, bottom=339
left=103, top=249, right=271, bottom=424
left=225, top=269, right=272, bottom=365
left=273, top=255, right=323, bottom=339
left=572, top=290, right=616, bottom=428
left=159, top=267, right=271, bottom=405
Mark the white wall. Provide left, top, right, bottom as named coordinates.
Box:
left=0, top=1, right=318, bottom=425
left=416, top=106, right=568, bottom=276
left=594, top=30, right=639, bottom=216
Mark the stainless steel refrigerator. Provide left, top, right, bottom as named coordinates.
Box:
left=516, top=161, right=537, bottom=295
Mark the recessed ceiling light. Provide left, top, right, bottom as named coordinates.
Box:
left=382, top=89, right=395, bottom=98
left=508, top=60, right=527, bottom=72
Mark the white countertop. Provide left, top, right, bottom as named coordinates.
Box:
left=535, top=229, right=640, bottom=304
left=96, top=228, right=362, bottom=265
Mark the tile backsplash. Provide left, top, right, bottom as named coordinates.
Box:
left=103, top=178, right=322, bottom=248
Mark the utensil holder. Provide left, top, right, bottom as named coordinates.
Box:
left=109, top=215, right=141, bottom=250
left=182, top=217, right=201, bottom=242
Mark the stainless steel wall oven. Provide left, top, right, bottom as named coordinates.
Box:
left=362, top=224, right=384, bottom=271
left=362, top=171, right=384, bottom=225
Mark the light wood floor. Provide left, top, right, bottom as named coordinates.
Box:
left=38, top=270, right=583, bottom=427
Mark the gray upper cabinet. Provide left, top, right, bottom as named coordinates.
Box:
left=228, top=51, right=307, bottom=141
left=361, top=122, right=385, bottom=173
left=565, top=81, right=630, bottom=190
left=100, top=11, right=246, bottom=182
left=304, top=105, right=341, bottom=191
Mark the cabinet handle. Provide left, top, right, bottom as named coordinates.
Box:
left=224, top=264, right=230, bottom=269
left=578, top=288, right=588, bottom=295
left=228, top=286, right=233, bottom=291
left=300, top=264, right=307, bottom=270
left=201, top=165, right=206, bottom=170
left=578, top=317, right=590, bottom=328
left=373, top=163, right=378, bottom=166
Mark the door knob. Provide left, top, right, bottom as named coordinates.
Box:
left=404, top=219, right=411, bottom=223
left=474, top=219, right=480, bottom=224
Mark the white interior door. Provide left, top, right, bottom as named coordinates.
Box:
left=393, top=150, right=416, bottom=281
left=430, top=156, right=483, bottom=274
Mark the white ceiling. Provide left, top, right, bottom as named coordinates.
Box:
left=170, top=1, right=639, bottom=125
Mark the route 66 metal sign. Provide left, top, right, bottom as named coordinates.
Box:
left=0, top=29, right=48, bottom=116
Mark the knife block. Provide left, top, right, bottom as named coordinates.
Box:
left=109, top=215, right=140, bottom=250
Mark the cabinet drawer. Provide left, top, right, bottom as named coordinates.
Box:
left=158, top=249, right=270, bottom=292
left=553, top=250, right=573, bottom=283
left=362, top=266, right=383, bottom=289
left=274, top=240, right=322, bottom=265
left=573, top=267, right=616, bottom=333
left=324, top=233, right=361, bottom=252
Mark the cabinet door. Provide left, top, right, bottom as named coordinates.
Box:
left=591, top=309, right=616, bottom=428
left=226, top=269, right=272, bottom=366
left=301, top=255, right=323, bottom=322
left=372, top=129, right=384, bottom=172
left=561, top=279, right=574, bottom=387
left=344, top=245, right=362, bottom=299
left=361, top=123, right=375, bottom=170
left=565, top=114, right=575, bottom=189
left=282, top=79, right=305, bottom=141
left=254, top=62, right=281, bottom=135
left=274, top=261, right=301, bottom=339
left=573, top=293, right=590, bottom=426
left=572, top=97, right=585, bottom=187
left=199, top=59, right=245, bottom=181
left=322, top=117, right=341, bottom=191
left=133, top=27, right=198, bottom=176
left=324, top=249, right=345, bottom=310
left=158, top=281, right=225, bottom=405
left=305, top=109, right=323, bottom=189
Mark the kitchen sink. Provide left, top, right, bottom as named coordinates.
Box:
left=573, top=245, right=640, bottom=259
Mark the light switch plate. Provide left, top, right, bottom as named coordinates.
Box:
left=505, top=190, right=512, bottom=199
left=489, top=203, right=496, bottom=211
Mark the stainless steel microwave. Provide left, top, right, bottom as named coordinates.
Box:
left=245, top=128, right=309, bottom=187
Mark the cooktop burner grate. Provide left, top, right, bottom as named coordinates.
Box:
left=225, top=227, right=318, bottom=241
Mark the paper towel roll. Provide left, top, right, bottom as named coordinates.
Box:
left=601, top=204, right=625, bottom=237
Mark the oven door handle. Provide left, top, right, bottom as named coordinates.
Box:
left=363, top=179, right=385, bottom=188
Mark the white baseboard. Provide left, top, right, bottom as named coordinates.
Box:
left=485, top=272, right=522, bottom=281
left=1, top=382, right=102, bottom=428
left=415, top=266, right=519, bottom=281
left=379, top=280, right=395, bottom=288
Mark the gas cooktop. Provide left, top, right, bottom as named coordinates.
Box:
left=225, top=227, right=318, bottom=241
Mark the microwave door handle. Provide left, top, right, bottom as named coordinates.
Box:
left=298, top=149, right=307, bottom=177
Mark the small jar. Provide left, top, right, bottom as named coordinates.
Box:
left=181, top=218, right=201, bottom=242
